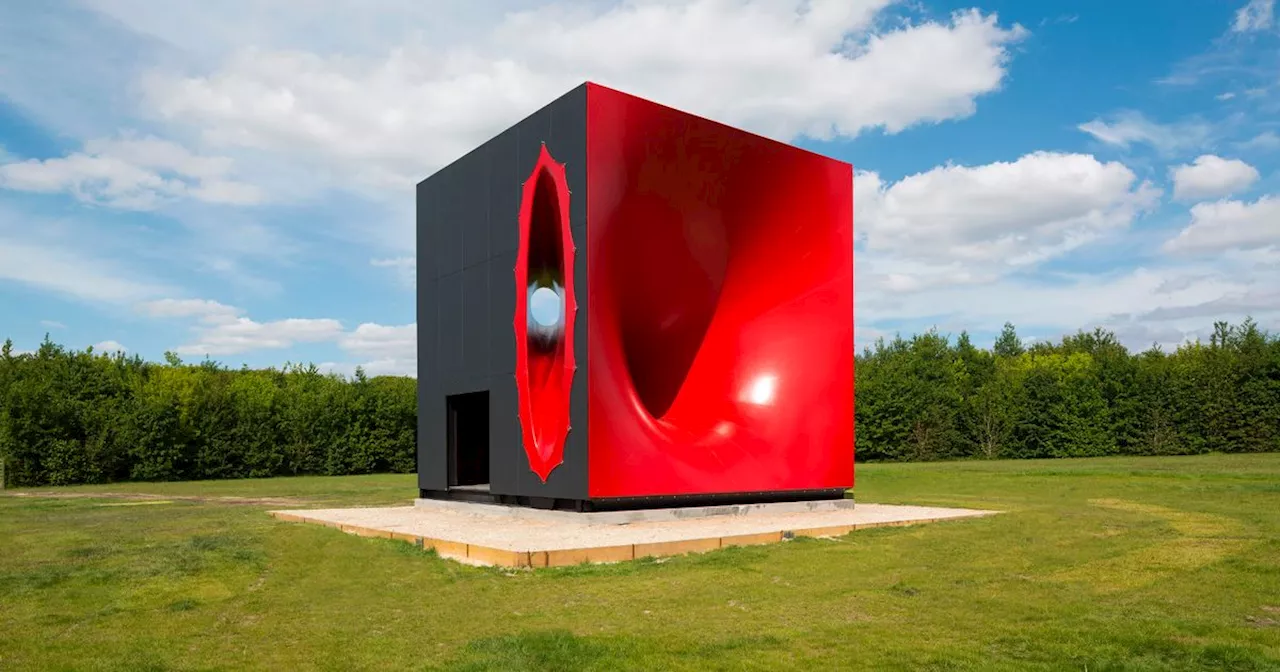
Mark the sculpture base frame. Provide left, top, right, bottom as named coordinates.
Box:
left=269, top=501, right=998, bottom=568
left=416, top=487, right=852, bottom=513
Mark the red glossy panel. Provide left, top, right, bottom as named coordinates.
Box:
left=514, top=145, right=577, bottom=483
left=586, top=83, right=854, bottom=499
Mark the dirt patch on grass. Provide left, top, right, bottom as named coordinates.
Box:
left=2, top=491, right=308, bottom=507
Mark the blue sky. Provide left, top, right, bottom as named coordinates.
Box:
left=1, top=0, right=1278, bottom=375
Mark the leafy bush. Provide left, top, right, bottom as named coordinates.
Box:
left=855, top=319, right=1280, bottom=461
left=0, top=339, right=416, bottom=487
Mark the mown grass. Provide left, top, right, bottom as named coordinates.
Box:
left=3, top=454, right=1279, bottom=671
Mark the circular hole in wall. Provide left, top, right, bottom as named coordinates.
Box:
left=524, top=170, right=566, bottom=352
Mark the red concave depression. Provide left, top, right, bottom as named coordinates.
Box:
left=586, top=83, right=854, bottom=499
left=513, top=144, right=577, bottom=483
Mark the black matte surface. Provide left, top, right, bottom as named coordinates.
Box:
left=417, top=83, right=589, bottom=501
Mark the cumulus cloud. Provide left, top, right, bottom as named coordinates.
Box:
left=1163, top=196, right=1280, bottom=254
left=1233, top=0, right=1275, bottom=31
left=334, top=322, right=417, bottom=376
left=855, top=151, right=1158, bottom=293
left=141, top=297, right=343, bottom=355
left=340, top=322, right=415, bottom=360
left=92, top=340, right=128, bottom=353
left=1170, top=155, right=1260, bottom=201
left=845, top=151, right=1272, bottom=351
left=173, top=316, right=345, bottom=356
left=0, top=135, right=263, bottom=210
left=135, top=2, right=1027, bottom=190
left=140, top=295, right=417, bottom=373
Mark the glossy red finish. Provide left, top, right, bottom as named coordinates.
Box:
left=585, top=83, right=854, bottom=499
left=513, top=145, right=577, bottom=483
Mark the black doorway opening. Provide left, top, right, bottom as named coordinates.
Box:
left=446, top=391, right=490, bottom=488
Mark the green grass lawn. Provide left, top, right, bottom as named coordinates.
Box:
left=3, top=454, right=1279, bottom=671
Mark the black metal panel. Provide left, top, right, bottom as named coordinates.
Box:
left=551, top=87, right=588, bottom=233
left=488, top=250, right=517, bottom=374
left=416, top=273, right=444, bottom=490
left=516, top=106, right=553, bottom=180
left=487, top=373, right=520, bottom=495
left=418, top=277, right=440, bottom=389
left=418, top=82, right=589, bottom=503
left=461, top=262, right=490, bottom=375
left=438, top=271, right=464, bottom=387
left=488, top=128, right=520, bottom=257
left=436, top=169, right=464, bottom=277
left=417, top=381, right=445, bottom=491
left=416, top=173, right=444, bottom=492
left=462, top=144, right=491, bottom=270
left=416, top=180, right=438, bottom=283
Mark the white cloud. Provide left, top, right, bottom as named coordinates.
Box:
left=370, top=257, right=414, bottom=269
left=141, top=297, right=344, bottom=355
left=174, top=316, right=345, bottom=356
left=1240, top=131, right=1280, bottom=152
left=1077, top=111, right=1213, bottom=155
left=849, top=151, right=1273, bottom=351
left=0, top=236, right=169, bottom=303
left=855, top=151, right=1158, bottom=294
left=319, top=357, right=416, bottom=378
left=1170, top=155, right=1260, bottom=201
left=40, top=320, right=67, bottom=329
left=371, top=256, right=416, bottom=288
left=1233, top=0, right=1275, bottom=32
left=340, top=322, right=415, bottom=358
left=1135, top=287, right=1280, bottom=322
left=136, top=298, right=241, bottom=321
left=92, top=340, right=128, bottom=353
left=1163, top=196, right=1280, bottom=254
left=1216, top=92, right=1237, bottom=101
left=316, top=322, right=418, bottom=377
left=0, top=135, right=263, bottom=210
left=860, top=255, right=1280, bottom=352
left=135, top=287, right=419, bottom=370
left=135, top=3, right=1027, bottom=190
left=141, top=297, right=417, bottom=371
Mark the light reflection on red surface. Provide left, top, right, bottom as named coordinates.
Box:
left=586, top=83, right=855, bottom=499
left=513, top=144, right=577, bottom=483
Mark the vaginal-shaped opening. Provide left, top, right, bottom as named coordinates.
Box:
left=513, top=145, right=576, bottom=483
left=525, top=171, right=566, bottom=367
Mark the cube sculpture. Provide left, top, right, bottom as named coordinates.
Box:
left=417, top=82, right=854, bottom=510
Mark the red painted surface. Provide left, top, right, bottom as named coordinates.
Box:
left=513, top=145, right=577, bottom=483
left=585, top=83, right=854, bottom=499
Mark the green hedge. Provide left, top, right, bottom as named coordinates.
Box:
left=855, top=319, right=1280, bottom=461
left=3, top=318, right=1279, bottom=487
left=0, top=339, right=415, bottom=487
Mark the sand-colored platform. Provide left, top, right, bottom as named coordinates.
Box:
left=270, top=500, right=998, bottom=568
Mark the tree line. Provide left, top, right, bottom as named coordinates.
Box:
left=0, top=338, right=415, bottom=487
left=2, top=319, right=1278, bottom=487
left=856, top=319, right=1280, bottom=461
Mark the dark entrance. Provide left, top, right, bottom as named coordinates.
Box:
left=446, top=391, right=490, bottom=488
